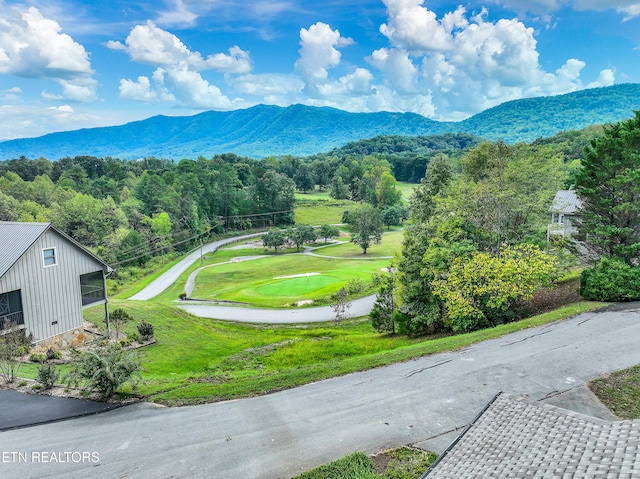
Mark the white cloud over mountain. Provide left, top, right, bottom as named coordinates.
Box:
left=0, top=5, right=96, bottom=102
left=368, top=0, right=616, bottom=119
left=108, top=21, right=251, bottom=109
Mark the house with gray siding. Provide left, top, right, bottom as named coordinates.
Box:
left=0, top=221, right=111, bottom=346
left=547, top=189, right=582, bottom=239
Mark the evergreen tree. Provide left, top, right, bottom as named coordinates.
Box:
left=574, top=111, right=640, bottom=264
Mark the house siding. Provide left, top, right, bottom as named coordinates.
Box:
left=0, top=229, right=106, bottom=341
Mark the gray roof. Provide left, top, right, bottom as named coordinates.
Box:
left=423, top=393, right=640, bottom=478
left=0, top=222, right=50, bottom=278
left=550, top=189, right=582, bottom=214
left=0, top=221, right=111, bottom=279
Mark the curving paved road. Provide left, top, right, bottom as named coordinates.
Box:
left=129, top=233, right=380, bottom=322
left=2, top=304, right=640, bottom=479
left=128, top=233, right=264, bottom=301
left=178, top=294, right=377, bottom=323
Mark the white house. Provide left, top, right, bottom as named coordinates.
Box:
left=0, top=221, right=111, bottom=347
left=547, top=189, right=582, bottom=240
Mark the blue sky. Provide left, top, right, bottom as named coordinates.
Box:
left=1, top=0, right=639, bottom=141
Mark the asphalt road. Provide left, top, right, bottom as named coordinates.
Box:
left=128, top=232, right=264, bottom=301
left=178, top=294, right=377, bottom=323
left=2, top=304, right=640, bottom=479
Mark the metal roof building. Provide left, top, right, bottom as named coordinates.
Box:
left=0, top=222, right=111, bottom=346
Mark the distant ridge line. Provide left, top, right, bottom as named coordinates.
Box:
left=1, top=84, right=639, bottom=160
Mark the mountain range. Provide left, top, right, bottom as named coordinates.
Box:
left=2, top=83, right=640, bottom=160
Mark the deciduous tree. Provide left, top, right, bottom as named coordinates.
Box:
left=346, top=203, right=383, bottom=254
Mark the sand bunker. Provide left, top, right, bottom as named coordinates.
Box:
left=274, top=272, right=321, bottom=279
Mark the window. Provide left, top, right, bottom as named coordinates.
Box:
left=0, top=290, right=24, bottom=328
left=80, top=271, right=106, bottom=306
left=43, top=247, right=57, bottom=267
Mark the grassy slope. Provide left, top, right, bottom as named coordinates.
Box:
left=78, top=300, right=605, bottom=405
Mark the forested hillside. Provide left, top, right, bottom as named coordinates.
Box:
left=0, top=127, right=599, bottom=273
left=0, top=84, right=638, bottom=160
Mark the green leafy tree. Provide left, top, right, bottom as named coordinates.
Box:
left=409, top=153, right=452, bottom=224
left=329, top=173, right=350, bottom=200
left=330, top=287, right=351, bottom=325
left=0, top=191, right=20, bottom=221
left=369, top=267, right=397, bottom=334
left=319, top=224, right=340, bottom=243
left=250, top=169, right=295, bottom=218
left=395, top=224, right=444, bottom=336
left=311, top=159, right=332, bottom=190
left=294, top=163, right=315, bottom=193
left=287, top=224, right=317, bottom=251
left=574, top=111, right=640, bottom=264
left=262, top=228, right=286, bottom=252
left=432, top=244, right=558, bottom=332
left=382, top=205, right=408, bottom=230
left=375, top=171, right=402, bottom=208
left=346, top=203, right=383, bottom=254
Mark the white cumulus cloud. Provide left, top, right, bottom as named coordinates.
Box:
left=295, top=22, right=353, bottom=85
left=369, top=2, right=616, bottom=120
left=0, top=5, right=96, bottom=102
left=109, top=21, right=252, bottom=109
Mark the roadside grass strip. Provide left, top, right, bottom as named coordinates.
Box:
left=589, top=364, right=640, bottom=419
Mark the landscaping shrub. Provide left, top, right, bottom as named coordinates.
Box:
left=137, top=321, right=154, bottom=341
left=37, top=363, right=60, bottom=389
left=346, top=277, right=365, bottom=295
left=66, top=345, right=142, bottom=398
left=45, top=348, right=62, bottom=361
left=29, top=353, right=47, bottom=363
left=580, top=257, right=640, bottom=301
left=0, top=325, right=32, bottom=383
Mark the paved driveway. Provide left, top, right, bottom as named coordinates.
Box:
left=0, top=390, right=119, bottom=431
left=2, top=304, right=640, bottom=479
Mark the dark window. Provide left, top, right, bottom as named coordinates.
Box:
left=0, top=290, right=24, bottom=328
left=80, top=271, right=106, bottom=306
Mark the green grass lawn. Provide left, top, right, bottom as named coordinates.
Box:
left=295, top=203, right=350, bottom=225
left=75, top=300, right=606, bottom=406
left=190, top=253, right=388, bottom=306
left=317, top=231, right=403, bottom=258
left=589, top=364, right=640, bottom=419
left=397, top=182, right=418, bottom=203
left=293, top=447, right=437, bottom=479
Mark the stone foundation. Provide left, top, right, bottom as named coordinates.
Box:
left=32, top=327, right=100, bottom=353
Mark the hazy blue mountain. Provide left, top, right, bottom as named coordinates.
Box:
left=1, top=84, right=640, bottom=160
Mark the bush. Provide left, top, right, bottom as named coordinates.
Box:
left=45, top=348, right=62, bottom=361
left=137, top=321, right=154, bottom=341
left=29, top=353, right=47, bottom=363
left=346, top=278, right=365, bottom=295
left=110, top=308, right=133, bottom=323
left=37, top=363, right=60, bottom=389
left=580, top=257, right=640, bottom=301
left=65, top=345, right=142, bottom=398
